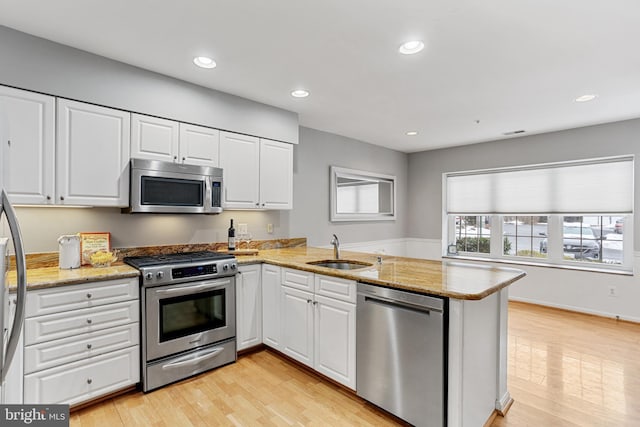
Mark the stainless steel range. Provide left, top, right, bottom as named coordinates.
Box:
left=124, top=251, right=238, bottom=392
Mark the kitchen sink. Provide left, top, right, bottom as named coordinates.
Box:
left=307, top=260, right=373, bottom=270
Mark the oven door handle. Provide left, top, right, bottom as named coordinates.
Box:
left=161, top=347, right=225, bottom=370
left=155, top=280, right=229, bottom=295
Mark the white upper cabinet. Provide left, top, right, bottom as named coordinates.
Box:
left=219, top=131, right=260, bottom=209
left=219, top=131, right=293, bottom=210
left=260, top=139, right=293, bottom=209
left=178, top=123, right=219, bottom=167
left=131, top=114, right=179, bottom=163
left=0, top=86, right=55, bottom=204
left=56, top=99, right=130, bottom=206
left=131, top=114, right=219, bottom=167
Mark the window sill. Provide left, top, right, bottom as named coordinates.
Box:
left=442, top=254, right=634, bottom=276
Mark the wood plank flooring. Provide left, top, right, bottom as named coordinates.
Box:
left=71, top=302, right=640, bottom=426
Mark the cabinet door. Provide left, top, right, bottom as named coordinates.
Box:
left=178, top=123, right=219, bottom=167
left=314, top=295, right=356, bottom=389
left=259, top=139, right=293, bottom=209
left=56, top=99, right=130, bottom=206
left=236, top=264, right=262, bottom=351
left=261, top=264, right=281, bottom=350
left=219, top=131, right=260, bottom=209
left=281, top=286, right=314, bottom=368
left=0, top=86, right=55, bottom=204
left=131, top=113, right=179, bottom=162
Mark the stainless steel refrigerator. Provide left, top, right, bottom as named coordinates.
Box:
left=0, top=104, right=27, bottom=403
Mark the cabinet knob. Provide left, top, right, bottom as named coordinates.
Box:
left=262, top=203, right=265, bottom=207
left=255, top=202, right=260, bottom=206
left=87, top=319, right=92, bottom=324
left=87, top=378, right=92, bottom=384
left=87, top=344, right=92, bottom=349
left=86, top=293, right=92, bottom=299
left=46, top=195, right=51, bottom=201
left=173, top=156, right=177, bottom=161
left=7, top=140, right=11, bottom=146
left=306, top=299, right=312, bottom=304
left=313, top=301, right=318, bottom=305
left=60, top=196, right=65, bottom=201
left=182, top=157, right=186, bottom=162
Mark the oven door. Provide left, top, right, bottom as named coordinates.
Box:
left=145, top=277, right=235, bottom=361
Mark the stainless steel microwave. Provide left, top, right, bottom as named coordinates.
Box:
left=124, top=158, right=223, bottom=214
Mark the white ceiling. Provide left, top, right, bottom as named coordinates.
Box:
left=1, top=0, right=639, bottom=153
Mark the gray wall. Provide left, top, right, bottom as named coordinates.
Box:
left=408, top=118, right=640, bottom=247
left=291, top=127, right=408, bottom=246
left=0, top=25, right=298, bottom=144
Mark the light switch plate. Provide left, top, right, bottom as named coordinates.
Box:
left=238, top=223, right=248, bottom=235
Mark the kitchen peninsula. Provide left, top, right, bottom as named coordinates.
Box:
left=9, top=244, right=525, bottom=427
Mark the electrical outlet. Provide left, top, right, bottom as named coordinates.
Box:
left=238, top=223, right=248, bottom=235
left=608, top=285, right=617, bottom=297
left=267, top=223, right=273, bottom=234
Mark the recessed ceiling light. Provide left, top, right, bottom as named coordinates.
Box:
left=193, top=56, right=216, bottom=69
left=406, top=131, right=418, bottom=136
left=399, top=40, right=425, bottom=55
left=291, top=89, right=310, bottom=98
left=575, top=94, right=597, bottom=102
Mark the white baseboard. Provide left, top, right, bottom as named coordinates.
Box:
left=509, top=296, right=640, bottom=323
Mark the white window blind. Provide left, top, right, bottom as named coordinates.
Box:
left=446, top=156, right=634, bottom=214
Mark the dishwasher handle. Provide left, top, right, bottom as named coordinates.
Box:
left=363, top=294, right=441, bottom=315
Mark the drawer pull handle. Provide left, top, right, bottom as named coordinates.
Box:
left=87, top=293, right=92, bottom=299
left=87, top=344, right=92, bottom=349
left=87, top=379, right=92, bottom=384
left=87, top=319, right=92, bottom=324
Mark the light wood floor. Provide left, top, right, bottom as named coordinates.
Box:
left=70, top=302, right=640, bottom=426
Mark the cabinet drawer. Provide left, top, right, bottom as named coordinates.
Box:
left=26, top=278, right=139, bottom=318
left=315, top=274, right=357, bottom=303
left=24, top=323, right=140, bottom=374
left=24, top=346, right=139, bottom=406
left=282, top=268, right=314, bottom=291
left=25, top=300, right=139, bottom=345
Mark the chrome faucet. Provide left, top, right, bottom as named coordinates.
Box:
left=330, top=234, right=340, bottom=259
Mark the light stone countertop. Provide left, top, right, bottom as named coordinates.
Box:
left=7, top=246, right=525, bottom=300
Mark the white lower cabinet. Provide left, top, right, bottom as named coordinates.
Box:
left=261, top=264, right=282, bottom=350
left=279, top=268, right=357, bottom=389
left=23, top=278, right=140, bottom=406
left=314, top=294, right=356, bottom=389
left=281, top=286, right=314, bottom=366
left=236, top=264, right=262, bottom=351
left=24, top=346, right=139, bottom=406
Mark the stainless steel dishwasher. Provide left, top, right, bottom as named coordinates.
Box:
left=356, top=282, right=446, bottom=427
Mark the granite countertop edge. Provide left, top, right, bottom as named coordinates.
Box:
left=7, top=247, right=526, bottom=300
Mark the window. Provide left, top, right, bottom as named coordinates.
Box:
left=503, top=216, right=548, bottom=259
left=455, top=215, right=491, bottom=254
left=444, top=156, right=633, bottom=272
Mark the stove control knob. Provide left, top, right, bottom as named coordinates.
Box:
left=223, top=264, right=229, bottom=271
left=145, top=272, right=153, bottom=281
left=230, top=263, right=237, bottom=270
left=157, top=271, right=164, bottom=279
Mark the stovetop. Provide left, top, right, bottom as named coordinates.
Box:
left=123, top=251, right=234, bottom=268
left=124, top=251, right=238, bottom=287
